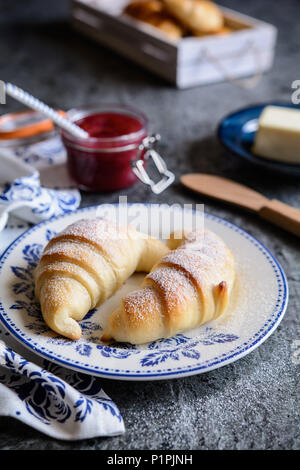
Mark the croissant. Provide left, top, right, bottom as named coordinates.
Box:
left=102, top=229, right=235, bottom=345
left=146, top=15, right=184, bottom=39
left=162, top=0, right=224, bottom=34
left=34, top=218, right=169, bottom=340
left=124, top=0, right=184, bottom=39
left=124, top=0, right=164, bottom=20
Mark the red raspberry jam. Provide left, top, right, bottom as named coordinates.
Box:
left=61, top=104, right=148, bottom=191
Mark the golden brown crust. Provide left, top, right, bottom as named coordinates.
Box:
left=194, top=25, right=232, bottom=37
left=102, top=229, right=235, bottom=344
left=124, top=0, right=164, bottom=20
left=34, top=218, right=169, bottom=340
left=163, top=0, right=224, bottom=34
left=124, top=0, right=232, bottom=39
left=146, top=16, right=184, bottom=39
left=213, top=280, right=229, bottom=318
left=124, top=0, right=185, bottom=39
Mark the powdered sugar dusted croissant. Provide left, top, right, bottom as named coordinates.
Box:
left=102, top=229, right=235, bottom=345
left=34, top=218, right=169, bottom=340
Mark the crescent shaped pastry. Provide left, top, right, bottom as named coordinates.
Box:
left=102, top=229, right=235, bottom=345
left=34, top=218, right=169, bottom=340
left=163, top=0, right=224, bottom=34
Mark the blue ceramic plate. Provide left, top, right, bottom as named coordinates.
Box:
left=218, top=102, right=300, bottom=176
left=0, top=204, right=289, bottom=381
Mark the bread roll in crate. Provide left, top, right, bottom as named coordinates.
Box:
left=71, top=0, right=277, bottom=88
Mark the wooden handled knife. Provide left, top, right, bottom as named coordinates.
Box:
left=181, top=173, right=300, bottom=238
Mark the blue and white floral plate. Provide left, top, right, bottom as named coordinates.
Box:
left=0, top=204, right=288, bottom=381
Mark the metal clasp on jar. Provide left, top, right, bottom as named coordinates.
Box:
left=131, top=134, right=175, bottom=194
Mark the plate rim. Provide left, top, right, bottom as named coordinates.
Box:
left=0, top=204, right=289, bottom=381
left=217, top=101, right=300, bottom=175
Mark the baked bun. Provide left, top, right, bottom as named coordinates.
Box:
left=163, top=0, right=224, bottom=34
left=124, top=0, right=184, bottom=39
left=124, top=0, right=164, bottom=21
left=146, top=15, right=184, bottom=39
left=102, top=229, right=235, bottom=345
left=194, top=25, right=232, bottom=37
left=34, top=218, right=169, bottom=340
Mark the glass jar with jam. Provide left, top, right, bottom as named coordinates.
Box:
left=61, top=104, right=174, bottom=193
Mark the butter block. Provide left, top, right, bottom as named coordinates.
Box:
left=252, top=105, right=300, bottom=164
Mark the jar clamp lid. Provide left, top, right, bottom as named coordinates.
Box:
left=131, top=134, right=175, bottom=194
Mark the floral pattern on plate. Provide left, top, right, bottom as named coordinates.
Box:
left=0, top=204, right=288, bottom=380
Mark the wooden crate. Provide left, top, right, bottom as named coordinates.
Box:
left=71, top=0, right=277, bottom=88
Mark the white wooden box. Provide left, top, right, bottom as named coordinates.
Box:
left=71, top=0, right=277, bottom=89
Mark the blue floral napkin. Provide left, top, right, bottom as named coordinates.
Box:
left=0, top=138, right=125, bottom=440
left=0, top=219, right=125, bottom=440
left=0, top=136, right=80, bottom=232
left=0, top=336, right=125, bottom=440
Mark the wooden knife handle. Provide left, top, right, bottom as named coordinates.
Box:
left=259, top=199, right=300, bottom=237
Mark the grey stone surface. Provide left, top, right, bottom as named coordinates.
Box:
left=0, top=0, right=299, bottom=450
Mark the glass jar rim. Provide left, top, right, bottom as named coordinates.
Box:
left=61, top=103, right=149, bottom=144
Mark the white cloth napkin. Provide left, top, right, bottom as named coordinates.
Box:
left=0, top=135, right=81, bottom=232
left=0, top=219, right=125, bottom=440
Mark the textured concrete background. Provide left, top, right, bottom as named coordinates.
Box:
left=0, top=0, right=299, bottom=450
